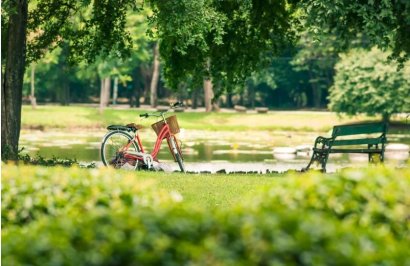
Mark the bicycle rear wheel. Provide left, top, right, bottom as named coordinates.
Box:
left=101, top=131, right=140, bottom=170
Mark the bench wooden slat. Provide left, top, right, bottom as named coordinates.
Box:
left=330, top=149, right=383, bottom=153
left=332, top=122, right=387, bottom=137
left=313, top=148, right=383, bottom=154
left=331, top=137, right=385, bottom=146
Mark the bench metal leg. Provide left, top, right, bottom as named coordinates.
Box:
left=303, top=150, right=329, bottom=173
left=369, top=144, right=384, bottom=164
left=368, top=144, right=373, bottom=162
left=303, top=153, right=316, bottom=172
left=320, top=152, right=329, bottom=173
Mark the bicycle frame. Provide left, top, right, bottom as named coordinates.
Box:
left=122, top=119, right=181, bottom=164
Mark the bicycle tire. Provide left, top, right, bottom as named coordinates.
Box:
left=169, top=136, right=185, bottom=172
left=175, top=152, right=185, bottom=173
left=101, top=131, right=140, bottom=170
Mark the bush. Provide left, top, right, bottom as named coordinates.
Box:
left=2, top=165, right=410, bottom=265
left=250, top=167, right=410, bottom=240
left=1, top=164, right=177, bottom=227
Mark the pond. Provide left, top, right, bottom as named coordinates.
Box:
left=20, top=129, right=410, bottom=173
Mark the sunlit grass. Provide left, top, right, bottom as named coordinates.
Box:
left=136, top=171, right=278, bottom=208
left=22, top=105, right=394, bottom=132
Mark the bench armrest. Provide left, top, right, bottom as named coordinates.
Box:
left=313, top=136, right=334, bottom=149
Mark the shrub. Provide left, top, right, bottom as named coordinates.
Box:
left=250, top=167, right=410, bottom=240
left=1, top=164, right=177, bottom=227
left=2, top=165, right=409, bottom=265
left=3, top=202, right=410, bottom=265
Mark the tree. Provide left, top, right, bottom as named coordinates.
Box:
left=2, top=0, right=28, bottom=159
left=150, top=42, right=160, bottom=107
left=301, top=0, right=410, bottom=63
left=1, top=0, right=139, bottom=159
left=254, top=70, right=277, bottom=107
left=149, top=0, right=296, bottom=103
left=329, top=47, right=410, bottom=122
left=29, top=63, right=37, bottom=109
left=291, top=32, right=339, bottom=108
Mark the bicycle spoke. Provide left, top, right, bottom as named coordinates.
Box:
left=101, top=132, right=139, bottom=170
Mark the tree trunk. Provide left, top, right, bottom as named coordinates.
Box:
left=150, top=42, right=160, bottom=107
left=191, top=89, right=198, bottom=109
left=248, top=83, right=255, bottom=109
left=239, top=92, right=244, bottom=106
left=132, top=67, right=141, bottom=107
left=312, top=85, right=321, bottom=108
left=30, top=64, right=37, bottom=109
left=104, top=77, right=111, bottom=105
left=308, top=69, right=321, bottom=108
left=99, top=78, right=105, bottom=113
left=113, top=77, right=118, bottom=105
left=203, top=78, right=214, bottom=112
left=59, top=81, right=70, bottom=106
left=58, top=43, right=70, bottom=106
left=382, top=113, right=390, bottom=124
left=99, top=77, right=111, bottom=113
left=1, top=0, right=28, bottom=160
left=227, top=92, right=233, bottom=108
left=133, top=87, right=140, bottom=108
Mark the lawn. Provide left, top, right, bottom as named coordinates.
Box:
left=21, top=105, right=401, bottom=132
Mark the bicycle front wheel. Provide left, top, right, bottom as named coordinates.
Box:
left=169, top=136, right=185, bottom=172
left=101, top=131, right=140, bottom=170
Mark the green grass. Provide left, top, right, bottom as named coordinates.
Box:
left=22, top=105, right=399, bottom=132
left=141, top=172, right=277, bottom=208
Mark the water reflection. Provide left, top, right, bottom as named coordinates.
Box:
left=19, top=130, right=409, bottom=172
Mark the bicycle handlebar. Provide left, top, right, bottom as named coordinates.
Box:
left=139, top=113, right=149, bottom=118
left=172, top=101, right=184, bottom=108
left=139, top=102, right=184, bottom=119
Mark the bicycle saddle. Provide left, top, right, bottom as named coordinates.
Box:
left=107, top=123, right=144, bottom=132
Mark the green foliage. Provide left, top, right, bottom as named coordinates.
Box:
left=329, top=47, right=410, bottom=119
left=252, top=167, right=410, bottom=240
left=1, top=165, right=176, bottom=227
left=150, top=0, right=297, bottom=89
left=21, top=6, right=154, bottom=103
left=2, top=0, right=142, bottom=64
left=25, top=0, right=140, bottom=63
left=301, top=0, right=410, bottom=63
left=17, top=151, right=97, bottom=168
left=291, top=32, right=339, bottom=107
left=2, top=165, right=410, bottom=265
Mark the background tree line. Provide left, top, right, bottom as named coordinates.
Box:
left=2, top=0, right=410, bottom=159
left=22, top=3, right=409, bottom=114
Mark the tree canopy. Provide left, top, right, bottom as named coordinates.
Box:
left=301, top=0, right=410, bottom=63
left=150, top=0, right=297, bottom=89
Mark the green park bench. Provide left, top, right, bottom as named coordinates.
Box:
left=303, top=122, right=388, bottom=172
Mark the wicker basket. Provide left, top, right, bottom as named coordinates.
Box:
left=151, top=115, right=180, bottom=136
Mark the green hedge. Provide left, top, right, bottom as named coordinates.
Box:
left=249, top=167, right=410, bottom=240
left=2, top=165, right=410, bottom=265
left=1, top=165, right=176, bottom=227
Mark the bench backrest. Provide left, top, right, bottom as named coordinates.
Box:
left=332, top=122, right=387, bottom=138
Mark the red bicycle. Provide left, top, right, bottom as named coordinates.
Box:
left=100, top=102, right=185, bottom=172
